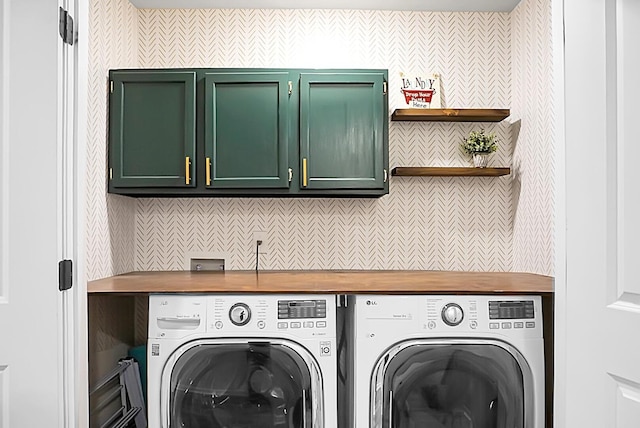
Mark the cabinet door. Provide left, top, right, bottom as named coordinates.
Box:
left=204, top=72, right=290, bottom=188
left=109, top=71, right=196, bottom=187
left=299, top=72, right=387, bottom=190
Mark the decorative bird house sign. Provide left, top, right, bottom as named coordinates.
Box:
left=398, top=72, right=441, bottom=108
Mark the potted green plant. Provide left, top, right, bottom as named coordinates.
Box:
left=461, top=129, right=498, bottom=168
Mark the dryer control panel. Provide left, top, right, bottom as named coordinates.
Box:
left=422, top=295, right=543, bottom=337
left=355, top=295, right=543, bottom=339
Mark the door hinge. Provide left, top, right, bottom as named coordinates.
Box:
left=383, top=81, right=387, bottom=95
left=58, top=7, right=74, bottom=45
left=288, top=81, right=293, bottom=95
left=59, top=260, right=73, bottom=291
left=288, top=168, right=293, bottom=182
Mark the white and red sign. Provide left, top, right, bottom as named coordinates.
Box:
left=398, top=73, right=441, bottom=108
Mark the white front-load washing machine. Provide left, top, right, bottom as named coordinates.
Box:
left=148, top=294, right=337, bottom=428
left=350, top=295, right=545, bottom=428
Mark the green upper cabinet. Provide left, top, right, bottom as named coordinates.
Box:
left=109, top=71, right=196, bottom=188
left=108, top=68, right=388, bottom=197
left=299, top=72, right=387, bottom=190
left=204, top=72, right=290, bottom=188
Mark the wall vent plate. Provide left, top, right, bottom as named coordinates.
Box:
left=190, top=258, right=225, bottom=271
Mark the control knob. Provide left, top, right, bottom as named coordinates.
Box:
left=229, top=303, right=251, bottom=326
left=441, top=303, right=464, bottom=326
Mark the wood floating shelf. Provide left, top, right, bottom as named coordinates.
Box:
left=391, top=108, right=511, bottom=122
left=392, top=167, right=511, bottom=177
left=87, top=270, right=553, bottom=294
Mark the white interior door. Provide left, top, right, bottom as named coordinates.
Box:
left=562, top=0, right=640, bottom=426
left=0, top=0, right=75, bottom=426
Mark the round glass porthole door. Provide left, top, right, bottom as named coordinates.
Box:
left=168, top=342, right=314, bottom=428
left=373, top=343, right=527, bottom=428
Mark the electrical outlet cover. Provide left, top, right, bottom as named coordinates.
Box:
left=252, top=231, right=267, bottom=254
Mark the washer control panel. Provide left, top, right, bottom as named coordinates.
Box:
left=206, top=295, right=335, bottom=338
left=278, top=299, right=327, bottom=319
left=489, top=300, right=535, bottom=319
left=149, top=294, right=336, bottom=339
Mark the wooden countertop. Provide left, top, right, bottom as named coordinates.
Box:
left=87, top=270, right=553, bottom=294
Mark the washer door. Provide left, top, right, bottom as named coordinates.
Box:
left=371, top=340, right=534, bottom=428
left=162, top=339, right=323, bottom=428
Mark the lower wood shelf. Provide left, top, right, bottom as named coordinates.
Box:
left=87, top=270, right=553, bottom=294
left=391, top=108, right=511, bottom=122
left=392, top=167, right=511, bottom=177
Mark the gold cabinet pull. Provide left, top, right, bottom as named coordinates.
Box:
left=384, top=168, right=388, bottom=183
left=302, top=158, right=308, bottom=187
left=288, top=167, right=293, bottom=182
left=185, top=156, right=191, bottom=185
left=206, top=157, right=212, bottom=186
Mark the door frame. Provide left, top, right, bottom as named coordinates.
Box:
left=70, top=0, right=89, bottom=426
left=551, top=0, right=567, bottom=426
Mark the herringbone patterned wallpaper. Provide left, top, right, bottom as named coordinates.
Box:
left=511, top=0, right=554, bottom=275
left=87, top=0, right=138, bottom=281
left=87, top=0, right=139, bottom=359
left=86, top=3, right=554, bottom=280
left=133, top=9, right=519, bottom=272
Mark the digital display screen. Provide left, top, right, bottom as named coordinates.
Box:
left=288, top=301, right=316, bottom=308
left=278, top=299, right=326, bottom=319
left=489, top=300, right=535, bottom=320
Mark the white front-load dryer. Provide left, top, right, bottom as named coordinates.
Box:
left=350, top=295, right=545, bottom=428
left=148, top=294, right=337, bottom=428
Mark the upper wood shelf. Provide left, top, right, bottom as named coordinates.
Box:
left=391, top=108, right=510, bottom=122
left=87, top=270, right=553, bottom=294
left=392, top=167, right=511, bottom=177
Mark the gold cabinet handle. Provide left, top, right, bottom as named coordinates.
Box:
left=384, top=168, right=388, bottom=183
left=302, top=158, right=308, bottom=187
left=206, top=157, right=212, bottom=186
left=185, top=156, right=191, bottom=185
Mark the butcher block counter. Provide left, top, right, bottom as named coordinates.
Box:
left=87, top=270, right=553, bottom=294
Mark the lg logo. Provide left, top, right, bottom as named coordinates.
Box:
left=366, top=300, right=378, bottom=306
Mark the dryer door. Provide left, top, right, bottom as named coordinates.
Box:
left=161, top=339, right=323, bottom=428
left=371, top=339, right=534, bottom=428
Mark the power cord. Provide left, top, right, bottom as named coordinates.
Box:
left=255, top=240, right=263, bottom=271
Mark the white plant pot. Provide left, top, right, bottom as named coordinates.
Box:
left=472, top=153, right=489, bottom=168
